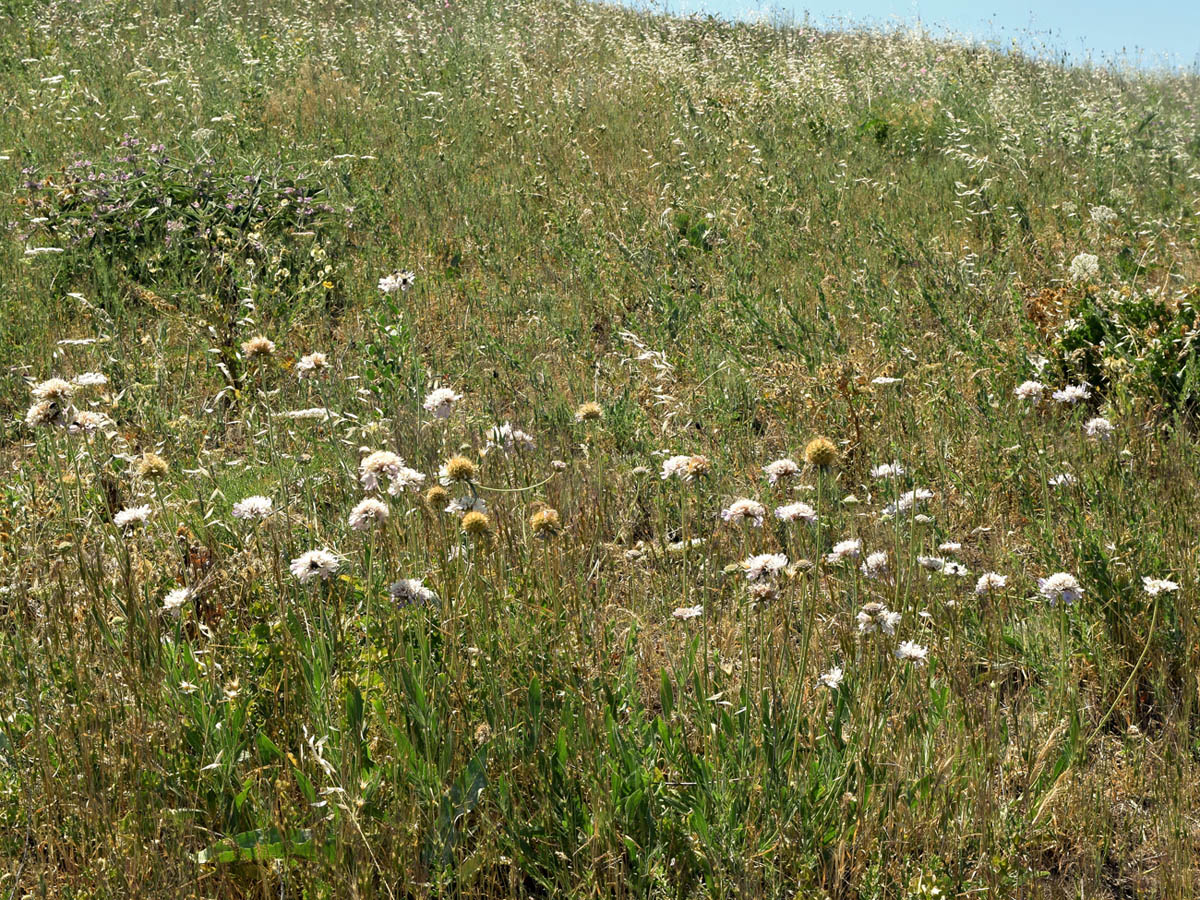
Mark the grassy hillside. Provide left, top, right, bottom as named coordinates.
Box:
left=2, top=0, right=1200, bottom=896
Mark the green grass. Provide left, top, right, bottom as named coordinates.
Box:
left=1, top=0, right=1199, bottom=896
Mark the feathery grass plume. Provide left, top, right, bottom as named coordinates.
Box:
left=804, top=436, right=838, bottom=469
left=530, top=506, right=562, bottom=538
left=423, top=387, right=461, bottom=419
left=347, top=497, right=389, bottom=531
left=573, top=401, right=603, bottom=422
left=439, top=455, right=478, bottom=485
left=135, top=452, right=169, bottom=480
left=241, top=335, right=276, bottom=359
left=290, top=549, right=340, bottom=584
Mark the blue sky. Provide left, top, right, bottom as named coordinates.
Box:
left=631, top=0, right=1200, bottom=68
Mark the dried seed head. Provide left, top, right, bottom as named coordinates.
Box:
left=241, top=335, right=276, bottom=359
left=461, top=510, right=492, bottom=538
left=136, top=452, right=169, bottom=480
left=804, top=436, right=838, bottom=468
left=530, top=506, right=562, bottom=538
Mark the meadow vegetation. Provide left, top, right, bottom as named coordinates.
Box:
left=2, top=0, right=1200, bottom=896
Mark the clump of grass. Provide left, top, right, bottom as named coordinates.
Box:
left=1, top=0, right=1199, bottom=898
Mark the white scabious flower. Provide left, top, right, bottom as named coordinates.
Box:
left=818, top=666, right=844, bottom=689
left=741, top=553, right=788, bottom=582
left=290, top=549, right=340, bottom=584
left=1089, top=205, right=1117, bottom=226
left=860, top=550, right=889, bottom=579
left=720, top=498, right=766, bottom=527
left=882, top=488, right=933, bottom=517
left=68, top=410, right=110, bottom=434
left=660, top=454, right=692, bottom=480
left=856, top=602, right=900, bottom=635
left=1084, top=417, right=1114, bottom=440
left=938, top=541, right=961, bottom=553
left=672, top=604, right=703, bottom=620
left=1142, top=576, right=1179, bottom=596
left=895, top=641, right=929, bottom=666
left=389, top=578, right=438, bottom=606
left=445, top=496, right=486, bottom=515
left=113, top=505, right=152, bottom=529
left=484, top=422, right=536, bottom=455
left=387, top=466, right=426, bottom=494
left=359, top=450, right=404, bottom=492
left=232, top=495, right=273, bottom=520
left=278, top=407, right=331, bottom=420
left=1068, top=252, right=1100, bottom=283
left=774, top=501, right=817, bottom=524
left=422, top=387, right=461, bottom=419
left=1052, top=383, right=1091, bottom=404
left=31, top=378, right=75, bottom=403
left=378, top=270, right=415, bottom=294
left=871, top=376, right=901, bottom=385
left=1049, top=473, right=1076, bottom=487
left=295, top=352, right=329, bottom=378
left=975, top=572, right=1008, bottom=594
left=826, top=538, right=862, bottom=565
left=870, top=462, right=905, bottom=479
left=1038, top=572, right=1083, bottom=605
left=917, top=555, right=945, bottom=571
left=1014, top=380, right=1046, bottom=402
left=161, top=587, right=191, bottom=617
left=347, top=497, right=389, bottom=531
left=72, top=372, right=108, bottom=387
left=659, top=453, right=710, bottom=482
left=942, top=561, right=970, bottom=577
left=762, top=458, right=800, bottom=484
